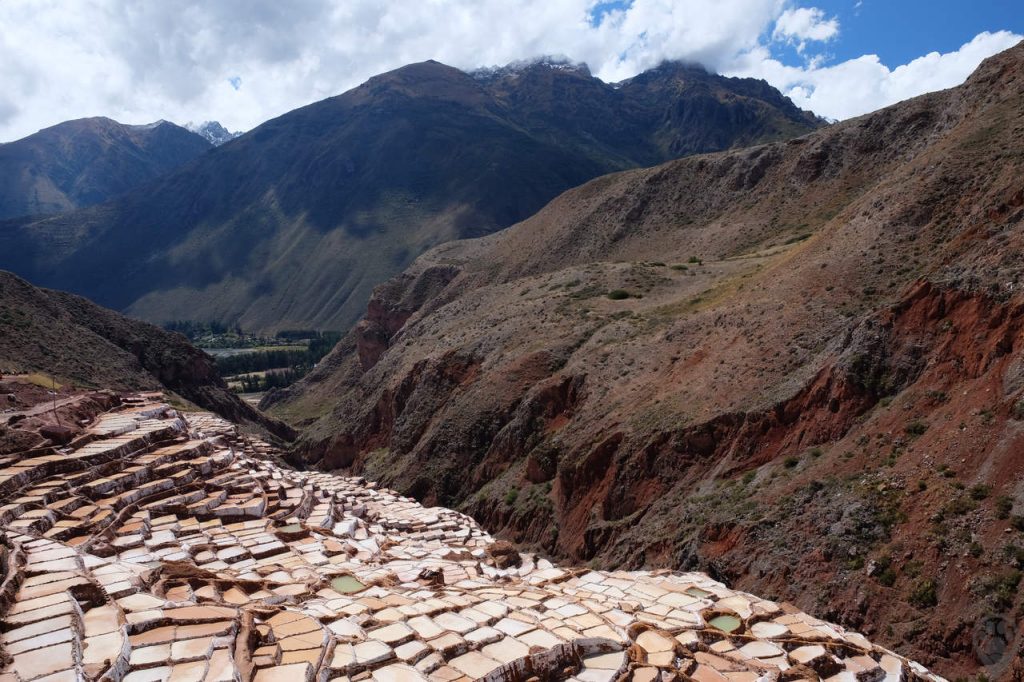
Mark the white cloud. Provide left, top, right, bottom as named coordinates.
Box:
left=732, top=30, right=1023, bottom=121
left=773, top=7, right=839, bottom=47
left=0, top=0, right=1019, bottom=141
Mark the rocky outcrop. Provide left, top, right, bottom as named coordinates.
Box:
left=355, top=265, right=463, bottom=371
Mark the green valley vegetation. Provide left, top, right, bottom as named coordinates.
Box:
left=164, top=322, right=341, bottom=393
left=164, top=320, right=242, bottom=344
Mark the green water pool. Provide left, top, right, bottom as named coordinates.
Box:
left=708, top=614, right=742, bottom=633
left=330, top=575, right=366, bottom=594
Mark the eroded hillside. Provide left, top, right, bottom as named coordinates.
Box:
left=0, top=271, right=292, bottom=441
left=270, top=42, right=1024, bottom=676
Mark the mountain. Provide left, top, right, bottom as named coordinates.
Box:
left=0, top=59, right=820, bottom=334
left=0, top=270, right=293, bottom=440
left=185, top=120, right=243, bottom=146
left=268, top=42, right=1024, bottom=677
left=0, top=117, right=210, bottom=220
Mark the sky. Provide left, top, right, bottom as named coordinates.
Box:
left=0, top=0, right=1021, bottom=142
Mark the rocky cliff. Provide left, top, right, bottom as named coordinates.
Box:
left=269, top=42, right=1024, bottom=676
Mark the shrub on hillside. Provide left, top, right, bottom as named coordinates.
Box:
left=908, top=578, right=938, bottom=608
left=905, top=420, right=928, bottom=437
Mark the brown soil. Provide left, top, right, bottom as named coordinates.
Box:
left=0, top=379, right=121, bottom=453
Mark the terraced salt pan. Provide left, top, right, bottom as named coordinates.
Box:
left=0, top=396, right=946, bottom=681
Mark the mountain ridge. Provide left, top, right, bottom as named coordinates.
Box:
left=0, top=116, right=211, bottom=220
left=185, top=120, right=243, bottom=146
left=0, top=58, right=821, bottom=333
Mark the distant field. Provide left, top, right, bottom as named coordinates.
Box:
left=200, top=330, right=339, bottom=393
left=9, top=372, right=63, bottom=390
left=202, top=344, right=306, bottom=358
left=225, top=367, right=295, bottom=392
left=224, top=368, right=292, bottom=380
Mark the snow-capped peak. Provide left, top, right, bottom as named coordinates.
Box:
left=185, top=120, right=243, bottom=146
left=127, top=119, right=171, bottom=131
left=470, top=56, right=592, bottom=82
